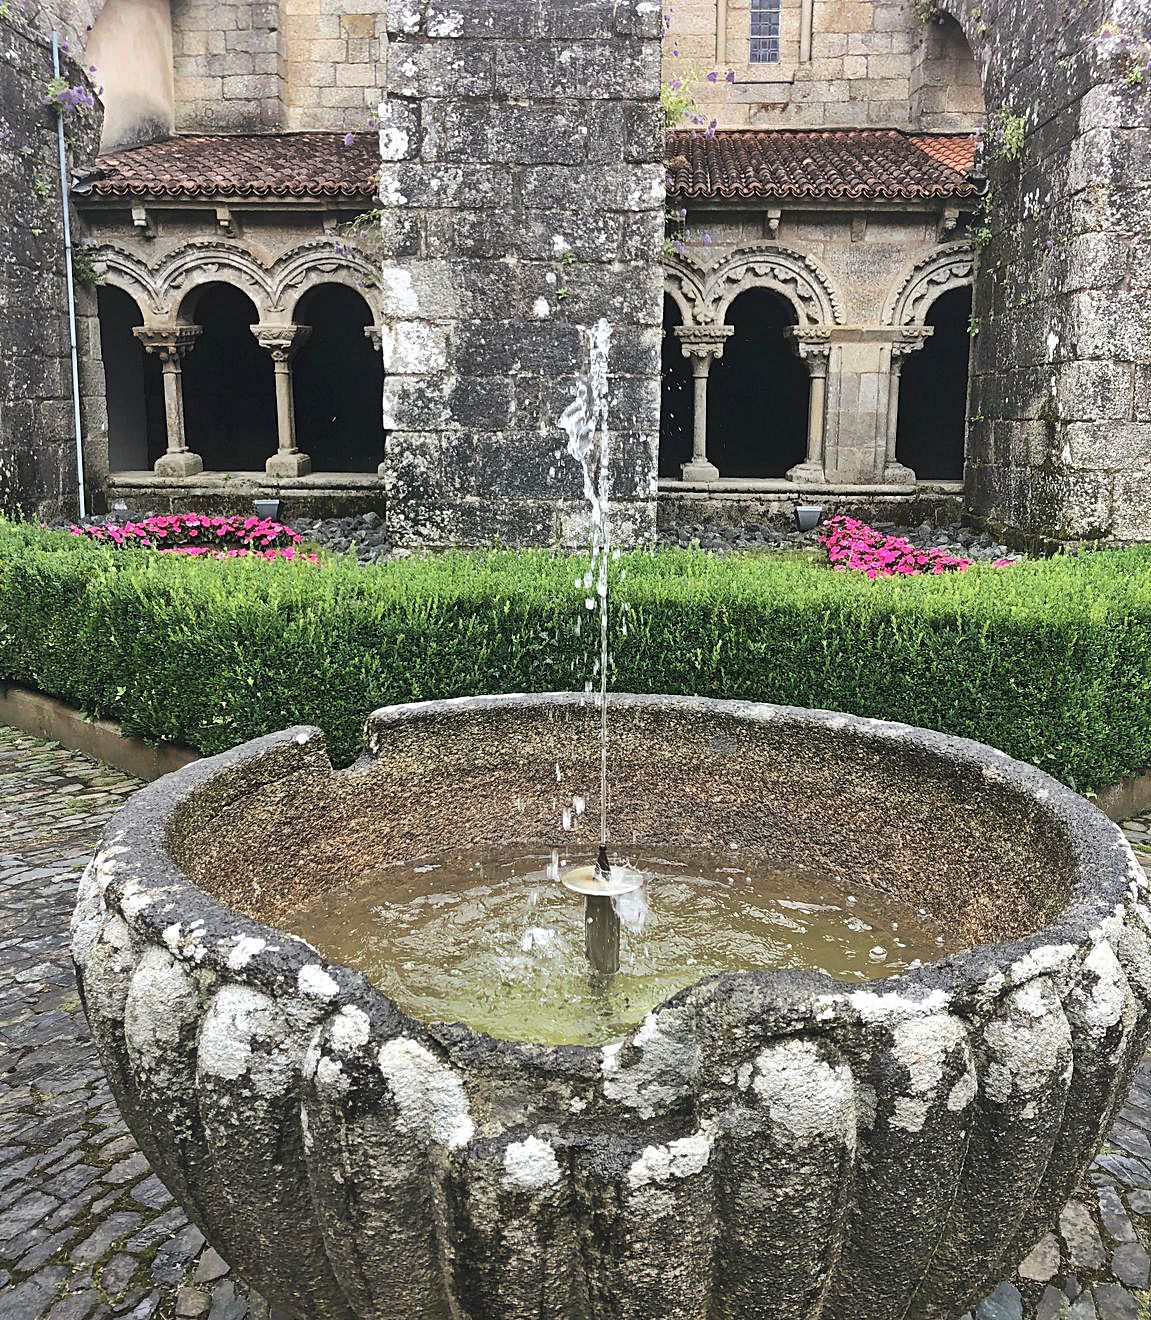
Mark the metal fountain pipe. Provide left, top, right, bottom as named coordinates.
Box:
left=561, top=846, right=642, bottom=979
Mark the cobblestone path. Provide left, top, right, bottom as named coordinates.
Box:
left=1, top=725, right=1150, bottom=1320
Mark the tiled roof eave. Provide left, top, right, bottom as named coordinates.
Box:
left=84, top=181, right=378, bottom=200
left=668, top=181, right=981, bottom=200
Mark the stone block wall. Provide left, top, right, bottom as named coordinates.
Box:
left=668, top=0, right=985, bottom=131
left=944, top=0, right=1151, bottom=542
left=0, top=9, right=102, bottom=520
left=171, top=0, right=286, bottom=130
left=284, top=1, right=385, bottom=131
left=377, top=0, right=665, bottom=548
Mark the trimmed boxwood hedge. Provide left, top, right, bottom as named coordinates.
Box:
left=1, top=520, right=1150, bottom=793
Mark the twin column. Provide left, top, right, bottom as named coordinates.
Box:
left=134, top=320, right=385, bottom=477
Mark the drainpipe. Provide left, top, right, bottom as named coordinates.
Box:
left=52, top=31, right=87, bottom=519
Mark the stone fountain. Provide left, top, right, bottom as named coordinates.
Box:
left=73, top=692, right=1151, bottom=1320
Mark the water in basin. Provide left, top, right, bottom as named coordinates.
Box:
left=281, top=845, right=956, bottom=1045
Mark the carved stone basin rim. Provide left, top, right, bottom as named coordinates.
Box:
left=71, top=693, right=1151, bottom=1320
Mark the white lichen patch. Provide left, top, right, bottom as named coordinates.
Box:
left=888, top=1014, right=971, bottom=1132
left=81, top=915, right=137, bottom=1021
left=837, top=988, right=950, bottom=1025
left=502, top=1136, right=562, bottom=1191
left=947, top=1070, right=978, bottom=1112
left=226, top=937, right=267, bottom=971
left=752, top=1039, right=856, bottom=1144
left=198, top=985, right=277, bottom=1083
left=1072, top=940, right=1130, bottom=1039
left=378, top=1037, right=474, bottom=1150
left=532, top=297, right=551, bottom=319
left=125, top=946, right=199, bottom=1074
left=427, top=8, right=464, bottom=35
left=982, top=979, right=1071, bottom=1104
left=298, top=964, right=340, bottom=999
left=627, top=1126, right=714, bottom=1191
left=329, top=1004, right=372, bottom=1053
left=601, top=1006, right=696, bottom=1118
left=1008, top=944, right=1077, bottom=986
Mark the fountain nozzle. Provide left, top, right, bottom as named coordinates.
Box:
left=560, top=849, right=643, bottom=981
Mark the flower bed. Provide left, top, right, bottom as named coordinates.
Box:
left=68, top=513, right=313, bottom=561
left=819, top=515, right=1014, bottom=577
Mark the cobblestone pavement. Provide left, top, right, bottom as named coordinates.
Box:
left=1, top=725, right=1150, bottom=1320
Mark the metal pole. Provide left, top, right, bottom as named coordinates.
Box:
left=52, top=32, right=87, bottom=519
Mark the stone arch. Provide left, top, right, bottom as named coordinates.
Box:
left=274, top=241, right=381, bottom=322
left=663, top=254, right=708, bottom=327
left=157, top=243, right=275, bottom=323
left=705, top=245, right=844, bottom=327
left=91, top=248, right=166, bottom=320
left=884, top=242, right=976, bottom=327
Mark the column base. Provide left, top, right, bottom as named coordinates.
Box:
left=681, top=459, right=720, bottom=483
left=786, top=461, right=828, bottom=484
left=882, top=463, right=917, bottom=486
left=154, top=451, right=203, bottom=477
left=265, top=451, right=313, bottom=478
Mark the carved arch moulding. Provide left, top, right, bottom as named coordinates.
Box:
left=884, top=242, right=976, bottom=327
left=705, top=245, right=845, bottom=328
left=663, top=253, right=708, bottom=327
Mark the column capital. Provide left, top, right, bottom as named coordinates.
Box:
left=891, top=326, right=934, bottom=358
left=674, top=324, right=735, bottom=363
left=785, top=327, right=833, bottom=373
left=364, top=325, right=384, bottom=352
left=251, top=323, right=312, bottom=362
left=134, top=324, right=201, bottom=362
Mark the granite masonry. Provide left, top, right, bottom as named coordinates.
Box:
left=0, top=8, right=101, bottom=521
left=375, top=0, right=665, bottom=546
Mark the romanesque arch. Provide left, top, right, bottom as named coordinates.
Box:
left=167, top=245, right=275, bottom=324
left=663, top=254, right=708, bottom=328
left=705, top=246, right=844, bottom=328
left=884, top=243, right=976, bottom=327
left=276, top=242, right=381, bottom=323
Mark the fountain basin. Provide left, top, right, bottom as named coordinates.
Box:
left=73, top=694, right=1151, bottom=1320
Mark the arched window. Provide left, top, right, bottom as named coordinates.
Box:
left=96, top=285, right=165, bottom=471
left=911, top=13, right=986, bottom=133
left=896, top=286, right=972, bottom=481
left=659, top=295, right=694, bottom=479
left=181, top=284, right=277, bottom=471
left=292, top=285, right=384, bottom=473
left=707, top=289, right=808, bottom=479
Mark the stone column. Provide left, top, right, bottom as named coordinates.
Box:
left=251, top=324, right=312, bottom=477
left=883, top=328, right=933, bottom=485
left=364, top=325, right=387, bottom=478
left=133, top=325, right=203, bottom=476
left=674, top=324, right=734, bottom=483
left=786, top=330, right=832, bottom=484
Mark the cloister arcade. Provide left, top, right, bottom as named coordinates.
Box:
left=91, top=242, right=385, bottom=481
left=659, top=241, right=975, bottom=490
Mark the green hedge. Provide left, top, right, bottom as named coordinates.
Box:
left=1, top=520, right=1150, bottom=793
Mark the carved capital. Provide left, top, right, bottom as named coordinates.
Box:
left=251, top=323, right=312, bottom=362
left=785, top=327, right=833, bottom=372
left=892, top=327, right=935, bottom=359
left=134, top=325, right=201, bottom=362
left=674, top=324, right=735, bottom=363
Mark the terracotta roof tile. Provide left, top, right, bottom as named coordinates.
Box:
left=80, top=133, right=378, bottom=200
left=666, top=129, right=980, bottom=201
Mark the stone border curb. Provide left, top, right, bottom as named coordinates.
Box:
left=0, top=685, right=199, bottom=783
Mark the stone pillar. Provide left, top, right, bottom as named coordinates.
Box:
left=364, top=326, right=387, bottom=477
left=251, top=324, right=312, bottom=477
left=883, top=329, right=933, bottom=485
left=674, top=325, right=734, bottom=483
left=786, top=331, right=832, bottom=484
left=134, top=326, right=203, bottom=476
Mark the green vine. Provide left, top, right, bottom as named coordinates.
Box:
left=986, top=107, right=1025, bottom=162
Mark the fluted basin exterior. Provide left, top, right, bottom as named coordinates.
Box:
left=73, top=694, right=1151, bottom=1320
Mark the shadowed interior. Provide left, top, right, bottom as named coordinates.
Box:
left=169, top=700, right=1080, bottom=952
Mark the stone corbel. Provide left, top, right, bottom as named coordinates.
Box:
left=883, top=328, right=935, bottom=484
left=784, top=328, right=832, bottom=484
left=674, top=324, right=735, bottom=483
left=938, top=205, right=960, bottom=242
left=215, top=207, right=237, bottom=236
left=133, top=325, right=202, bottom=475
left=130, top=204, right=156, bottom=240
left=765, top=208, right=781, bottom=239
left=251, top=324, right=313, bottom=477
left=364, top=325, right=384, bottom=353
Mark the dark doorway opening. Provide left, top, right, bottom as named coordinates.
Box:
left=292, top=285, right=384, bottom=472
left=707, top=289, right=808, bottom=478
left=181, top=283, right=277, bottom=471
left=659, top=295, right=694, bottom=478
left=96, top=285, right=165, bottom=470
left=896, top=285, right=972, bottom=481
